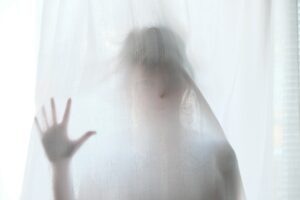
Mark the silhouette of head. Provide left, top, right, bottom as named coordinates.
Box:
left=121, top=26, right=192, bottom=112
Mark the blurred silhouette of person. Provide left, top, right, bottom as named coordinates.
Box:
left=35, top=26, right=246, bottom=200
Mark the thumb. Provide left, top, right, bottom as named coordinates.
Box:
left=73, top=131, right=96, bottom=153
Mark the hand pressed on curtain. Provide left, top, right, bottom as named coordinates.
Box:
left=34, top=98, right=96, bottom=163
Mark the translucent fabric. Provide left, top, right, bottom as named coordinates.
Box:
left=21, top=0, right=272, bottom=200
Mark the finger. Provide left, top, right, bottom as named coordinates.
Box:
left=51, top=98, right=57, bottom=125
left=34, top=117, right=43, bottom=136
left=42, top=106, right=49, bottom=128
left=62, top=98, right=72, bottom=125
left=73, top=131, right=96, bottom=153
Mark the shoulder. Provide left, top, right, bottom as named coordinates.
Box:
left=184, top=128, right=231, bottom=151
left=184, top=129, right=238, bottom=171
left=214, top=139, right=238, bottom=173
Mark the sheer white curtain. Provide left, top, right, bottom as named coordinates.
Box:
left=19, top=0, right=299, bottom=200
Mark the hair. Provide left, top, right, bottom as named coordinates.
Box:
left=121, top=27, right=186, bottom=69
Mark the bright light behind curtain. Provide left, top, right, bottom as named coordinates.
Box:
left=272, top=0, right=300, bottom=199
left=18, top=0, right=300, bottom=200
left=0, top=0, right=37, bottom=199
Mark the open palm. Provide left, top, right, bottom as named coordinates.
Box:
left=35, top=98, right=96, bottom=163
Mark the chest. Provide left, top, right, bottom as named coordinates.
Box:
left=77, top=140, right=225, bottom=200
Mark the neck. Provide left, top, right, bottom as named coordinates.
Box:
left=132, top=108, right=184, bottom=153
left=135, top=107, right=181, bottom=129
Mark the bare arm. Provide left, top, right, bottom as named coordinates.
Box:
left=223, top=158, right=246, bottom=200
left=35, top=98, right=96, bottom=200
left=52, top=161, right=74, bottom=200
left=218, top=142, right=246, bottom=200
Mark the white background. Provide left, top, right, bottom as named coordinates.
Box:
left=0, top=0, right=37, bottom=199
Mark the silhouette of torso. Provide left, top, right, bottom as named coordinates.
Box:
left=77, top=130, right=235, bottom=200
